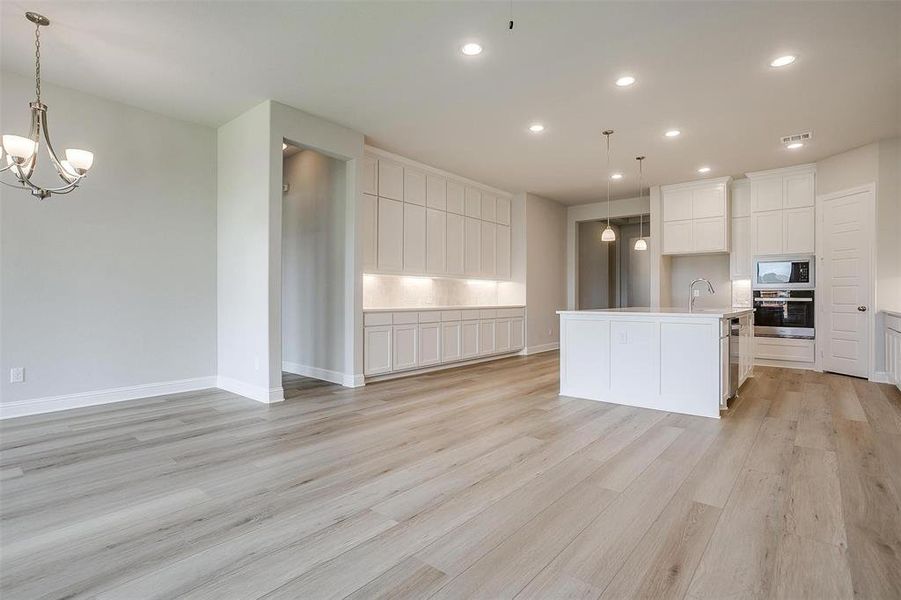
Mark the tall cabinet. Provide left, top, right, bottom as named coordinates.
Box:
left=661, top=177, right=732, bottom=255
left=361, top=149, right=514, bottom=280
left=747, top=164, right=816, bottom=256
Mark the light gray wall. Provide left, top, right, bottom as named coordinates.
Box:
left=1, top=71, right=217, bottom=405
left=669, top=255, right=732, bottom=310
left=578, top=221, right=616, bottom=309
left=525, top=193, right=566, bottom=351
left=282, top=149, right=346, bottom=374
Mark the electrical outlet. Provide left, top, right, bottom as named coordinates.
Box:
left=10, top=367, right=24, bottom=383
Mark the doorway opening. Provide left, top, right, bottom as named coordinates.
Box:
left=577, top=214, right=651, bottom=309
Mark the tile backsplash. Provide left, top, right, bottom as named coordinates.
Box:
left=363, top=274, right=501, bottom=308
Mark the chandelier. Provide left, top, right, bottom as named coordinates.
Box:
left=1, top=12, right=94, bottom=200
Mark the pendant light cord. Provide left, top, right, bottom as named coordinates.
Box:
left=637, top=157, right=644, bottom=238
left=605, top=132, right=611, bottom=226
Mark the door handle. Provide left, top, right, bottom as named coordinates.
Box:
left=858, top=306, right=868, bottom=312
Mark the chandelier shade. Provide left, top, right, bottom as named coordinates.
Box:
left=1, top=12, right=94, bottom=199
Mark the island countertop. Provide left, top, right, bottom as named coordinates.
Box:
left=557, top=307, right=753, bottom=319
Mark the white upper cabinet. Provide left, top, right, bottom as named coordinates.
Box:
left=362, top=193, right=378, bottom=271
left=465, top=187, right=482, bottom=218
left=404, top=169, right=426, bottom=206
left=496, top=197, right=511, bottom=226
left=464, top=216, right=481, bottom=276
left=403, top=203, right=426, bottom=272
left=732, top=178, right=751, bottom=217
left=480, top=221, right=496, bottom=278
left=662, top=177, right=731, bottom=255
left=426, top=175, right=446, bottom=210
left=446, top=180, right=465, bottom=215
left=730, top=179, right=752, bottom=279
left=362, top=155, right=378, bottom=196
left=446, top=212, right=464, bottom=276
left=747, top=164, right=815, bottom=256
left=426, top=208, right=446, bottom=275
left=481, top=194, right=497, bottom=223
left=378, top=159, right=404, bottom=201
left=496, top=225, right=511, bottom=280
left=377, top=197, right=404, bottom=272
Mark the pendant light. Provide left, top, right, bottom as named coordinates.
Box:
left=600, top=130, right=616, bottom=242
left=634, top=156, right=648, bottom=251
left=1, top=13, right=94, bottom=199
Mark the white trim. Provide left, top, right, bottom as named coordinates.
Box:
left=0, top=376, right=218, bottom=420
left=363, top=145, right=513, bottom=199
left=364, top=351, right=523, bottom=382
left=523, top=342, right=560, bottom=355
left=870, top=370, right=892, bottom=385
left=216, top=376, right=284, bottom=404
left=282, top=361, right=363, bottom=388
left=659, top=175, right=732, bottom=192
left=745, top=163, right=817, bottom=179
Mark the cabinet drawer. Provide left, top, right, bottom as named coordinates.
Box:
left=754, top=337, right=815, bottom=362
left=497, top=307, right=525, bottom=318
left=461, top=310, right=481, bottom=321
left=364, top=312, right=392, bottom=326
left=392, top=312, right=419, bottom=325
left=418, top=311, right=441, bottom=323
left=479, top=309, right=498, bottom=319
left=441, top=310, right=462, bottom=322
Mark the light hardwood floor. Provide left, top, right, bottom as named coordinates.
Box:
left=2, top=353, right=900, bottom=599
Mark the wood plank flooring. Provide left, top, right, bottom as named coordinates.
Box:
left=1, top=353, right=900, bottom=599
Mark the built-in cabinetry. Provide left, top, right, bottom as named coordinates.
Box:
left=729, top=179, right=752, bottom=279
left=362, top=149, right=512, bottom=280
left=661, top=177, right=731, bottom=255
left=746, top=164, right=815, bottom=256
left=364, top=307, right=525, bottom=377
left=884, top=312, right=901, bottom=391
left=720, top=314, right=753, bottom=407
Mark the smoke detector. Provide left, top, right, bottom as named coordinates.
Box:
left=780, top=131, right=812, bottom=145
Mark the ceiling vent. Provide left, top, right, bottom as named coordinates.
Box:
left=781, top=131, right=812, bottom=144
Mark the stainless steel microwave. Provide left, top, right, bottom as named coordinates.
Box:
left=752, top=255, right=815, bottom=290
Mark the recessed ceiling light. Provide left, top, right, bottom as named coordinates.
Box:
left=461, top=42, right=482, bottom=56
left=786, top=142, right=804, bottom=150
left=697, top=166, right=711, bottom=174
left=529, top=123, right=545, bottom=133
left=615, top=75, right=636, bottom=87
left=770, top=55, right=796, bottom=68
left=664, top=129, right=681, bottom=138
left=610, top=173, right=623, bottom=180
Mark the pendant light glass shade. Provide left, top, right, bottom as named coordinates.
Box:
left=601, top=225, right=616, bottom=242
left=633, top=237, right=648, bottom=251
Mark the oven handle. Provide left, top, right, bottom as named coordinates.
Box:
left=753, top=298, right=812, bottom=303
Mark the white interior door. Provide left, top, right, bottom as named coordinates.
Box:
left=820, top=187, right=873, bottom=378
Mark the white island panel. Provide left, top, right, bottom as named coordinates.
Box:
left=561, top=317, right=610, bottom=399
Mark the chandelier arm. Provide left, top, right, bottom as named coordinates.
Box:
left=37, top=104, right=80, bottom=184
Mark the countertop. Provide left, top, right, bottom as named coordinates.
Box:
left=883, top=309, right=901, bottom=319
left=364, top=304, right=525, bottom=313
left=556, top=307, right=754, bottom=319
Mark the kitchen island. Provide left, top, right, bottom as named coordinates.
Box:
left=557, top=308, right=753, bottom=418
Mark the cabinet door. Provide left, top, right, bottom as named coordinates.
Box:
left=364, top=326, right=392, bottom=375
left=377, top=197, right=404, bottom=271
left=426, top=174, right=447, bottom=210
left=404, top=169, right=426, bottom=206
left=692, top=217, right=726, bottom=252
left=784, top=172, right=814, bottom=208
left=441, top=321, right=462, bottom=363
left=496, top=197, right=511, bottom=225
left=663, top=220, right=692, bottom=254
left=465, top=187, right=482, bottom=218
left=362, top=193, right=378, bottom=271
left=418, top=322, right=441, bottom=367
left=720, top=336, right=730, bottom=405
left=479, top=320, right=496, bottom=355
left=481, top=194, right=497, bottom=222
left=732, top=179, right=751, bottom=218
left=663, top=188, right=692, bottom=221
left=378, top=160, right=404, bottom=201
left=511, top=317, right=524, bottom=350
left=426, top=208, right=446, bottom=275
left=752, top=210, right=783, bottom=256
left=461, top=320, right=479, bottom=358
left=782, top=206, right=815, bottom=254
left=403, top=203, right=426, bottom=273
left=446, top=212, right=465, bottom=276
left=464, top=217, right=481, bottom=276
left=361, top=156, right=378, bottom=196
left=752, top=177, right=783, bottom=212
left=496, top=225, right=511, bottom=280
left=393, top=324, right=417, bottom=371
left=692, top=185, right=725, bottom=219
left=446, top=180, right=465, bottom=215
left=495, top=318, right=511, bottom=352
left=730, top=216, right=750, bottom=279
left=480, top=221, right=496, bottom=278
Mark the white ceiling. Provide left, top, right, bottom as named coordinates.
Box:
left=2, top=1, right=899, bottom=204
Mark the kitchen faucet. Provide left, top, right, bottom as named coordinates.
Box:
left=689, top=278, right=715, bottom=312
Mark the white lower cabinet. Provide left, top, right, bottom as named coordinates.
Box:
left=495, top=318, right=511, bottom=353
left=393, top=324, right=418, bottom=371
left=441, top=321, right=462, bottom=363
left=418, top=322, right=441, bottom=366
left=511, top=317, right=524, bottom=350
left=479, top=320, right=496, bottom=356
left=364, top=326, right=392, bottom=376
left=461, top=320, right=480, bottom=359
left=885, top=315, right=901, bottom=391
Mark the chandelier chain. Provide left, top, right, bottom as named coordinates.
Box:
left=34, top=21, right=42, bottom=103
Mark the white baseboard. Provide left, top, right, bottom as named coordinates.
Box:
left=870, top=370, right=892, bottom=385
left=216, top=376, right=284, bottom=404
left=282, top=362, right=362, bottom=388
left=0, top=376, right=218, bottom=420
left=523, top=342, right=559, bottom=356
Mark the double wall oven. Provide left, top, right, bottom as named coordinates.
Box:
left=752, top=255, right=815, bottom=339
